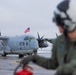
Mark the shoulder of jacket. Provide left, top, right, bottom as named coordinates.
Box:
left=55, top=34, right=65, bottom=43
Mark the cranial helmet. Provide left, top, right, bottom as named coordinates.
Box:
left=53, top=0, right=76, bottom=32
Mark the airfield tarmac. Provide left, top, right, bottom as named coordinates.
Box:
left=0, top=49, right=56, bottom=75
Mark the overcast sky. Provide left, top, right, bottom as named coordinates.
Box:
left=0, top=0, right=62, bottom=38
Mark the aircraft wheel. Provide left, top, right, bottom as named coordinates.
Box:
left=33, top=50, right=37, bottom=55
left=2, top=51, right=7, bottom=57
left=19, top=54, right=24, bottom=58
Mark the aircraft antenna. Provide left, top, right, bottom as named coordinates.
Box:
left=0, top=24, right=1, bottom=36
left=56, top=33, right=58, bottom=37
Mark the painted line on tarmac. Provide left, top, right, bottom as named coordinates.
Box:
left=11, top=60, right=20, bottom=64
left=11, top=60, right=41, bottom=69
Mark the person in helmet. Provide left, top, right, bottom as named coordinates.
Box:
left=14, top=0, right=76, bottom=75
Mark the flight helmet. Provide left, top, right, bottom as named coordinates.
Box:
left=53, top=0, right=76, bottom=32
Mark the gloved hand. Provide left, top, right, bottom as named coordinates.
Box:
left=14, top=55, right=35, bottom=75
left=20, top=55, right=34, bottom=68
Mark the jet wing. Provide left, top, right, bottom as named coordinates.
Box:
left=0, top=36, right=8, bottom=40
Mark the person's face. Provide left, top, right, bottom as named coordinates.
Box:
left=58, top=26, right=64, bottom=33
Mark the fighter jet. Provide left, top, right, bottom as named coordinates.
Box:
left=0, top=32, right=55, bottom=58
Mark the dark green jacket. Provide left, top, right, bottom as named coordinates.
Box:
left=32, top=34, right=76, bottom=70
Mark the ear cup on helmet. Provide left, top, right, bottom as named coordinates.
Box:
left=64, top=20, right=76, bottom=32
left=53, top=12, right=64, bottom=26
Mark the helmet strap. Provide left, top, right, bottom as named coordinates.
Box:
left=64, top=29, right=68, bottom=38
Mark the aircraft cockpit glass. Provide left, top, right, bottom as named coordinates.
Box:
left=24, top=36, right=35, bottom=40
left=24, top=37, right=29, bottom=40
left=30, top=37, right=34, bottom=40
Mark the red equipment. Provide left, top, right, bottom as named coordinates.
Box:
left=16, top=65, right=33, bottom=75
